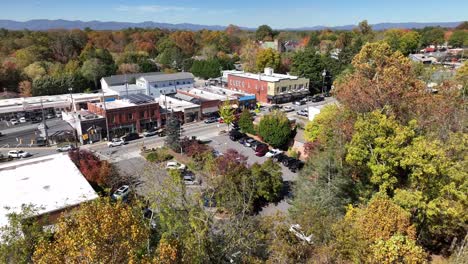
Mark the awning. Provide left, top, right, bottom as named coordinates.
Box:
left=202, top=106, right=219, bottom=114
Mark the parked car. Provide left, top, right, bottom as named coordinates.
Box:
left=289, top=224, right=314, bottom=244
left=255, top=144, right=269, bottom=157
left=183, top=173, right=199, bottom=185
left=121, top=132, right=140, bottom=142
left=107, top=138, right=125, bottom=147
left=166, top=161, right=186, bottom=171
left=282, top=105, right=294, bottom=112
left=19, top=117, right=27, bottom=123
left=10, top=118, right=19, bottom=125
left=31, top=117, right=42, bottom=123
left=293, top=100, right=305, bottom=106
left=297, top=109, right=308, bottom=117
left=204, top=117, right=218, bottom=124
left=46, top=113, right=54, bottom=119
left=269, top=105, right=282, bottom=112
left=288, top=159, right=304, bottom=173
left=311, top=94, right=325, bottom=102
left=56, top=144, right=76, bottom=152
left=7, top=150, right=31, bottom=158
left=112, top=185, right=130, bottom=201
left=282, top=156, right=297, bottom=167
left=272, top=153, right=287, bottom=163
left=142, top=208, right=157, bottom=229
left=265, top=148, right=283, bottom=158
left=242, top=138, right=256, bottom=147
left=229, top=130, right=245, bottom=141
left=230, top=122, right=240, bottom=130
left=143, top=129, right=158, bottom=137
left=55, top=112, right=62, bottom=118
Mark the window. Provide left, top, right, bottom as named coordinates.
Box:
left=110, top=115, right=115, bottom=123
left=120, top=114, right=125, bottom=121
left=154, top=84, right=158, bottom=88
left=281, top=86, right=287, bottom=92
left=140, top=111, right=145, bottom=118
left=182, top=81, right=185, bottom=84
left=128, top=113, right=133, bottom=120
left=176, top=81, right=180, bottom=85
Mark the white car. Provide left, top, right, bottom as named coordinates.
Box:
left=289, top=224, right=314, bottom=244
left=8, top=150, right=31, bottom=158
left=56, top=144, right=76, bottom=152
left=297, top=109, right=308, bottom=117
left=112, top=185, right=130, bottom=200
left=282, top=106, right=294, bottom=112
left=10, top=119, right=19, bottom=125
left=265, top=148, right=283, bottom=158
left=166, top=161, right=186, bottom=171
left=107, top=138, right=125, bottom=147
left=19, top=117, right=27, bottom=123
left=46, top=113, right=54, bottom=119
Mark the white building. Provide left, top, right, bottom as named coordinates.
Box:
left=0, top=154, right=98, bottom=227
left=136, top=72, right=195, bottom=98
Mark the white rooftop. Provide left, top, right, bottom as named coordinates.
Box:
left=0, top=153, right=99, bottom=227
left=158, top=95, right=199, bottom=112
left=178, top=87, right=237, bottom=101
left=224, top=68, right=303, bottom=82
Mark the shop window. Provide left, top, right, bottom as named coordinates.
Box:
left=128, top=113, right=133, bottom=120
left=140, top=111, right=145, bottom=118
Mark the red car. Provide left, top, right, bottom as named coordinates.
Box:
left=255, top=144, right=269, bottom=157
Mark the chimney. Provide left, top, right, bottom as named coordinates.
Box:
left=264, top=67, right=273, bottom=76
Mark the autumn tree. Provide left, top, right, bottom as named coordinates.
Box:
left=290, top=48, right=325, bottom=93
left=420, top=27, right=445, bottom=47
left=33, top=199, right=148, bottom=263
left=80, top=58, right=107, bottom=89
left=256, top=24, right=274, bottom=41
left=68, top=149, right=112, bottom=188
left=219, top=100, right=235, bottom=128
left=256, top=48, right=280, bottom=72
left=117, top=63, right=140, bottom=74
left=240, top=40, right=259, bottom=72
left=18, top=80, right=32, bottom=97
left=238, top=108, right=255, bottom=134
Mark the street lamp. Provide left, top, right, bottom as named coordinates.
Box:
left=321, top=69, right=327, bottom=95
left=68, top=87, right=74, bottom=112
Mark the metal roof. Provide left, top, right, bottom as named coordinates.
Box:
left=122, top=94, right=155, bottom=105
left=139, top=72, right=194, bottom=83
left=102, top=72, right=163, bottom=86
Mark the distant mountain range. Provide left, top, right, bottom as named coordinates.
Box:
left=0, top=19, right=463, bottom=31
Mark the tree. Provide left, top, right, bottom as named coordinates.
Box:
left=32, top=73, right=88, bottom=96
left=170, top=31, right=196, bottom=56
left=14, top=46, right=49, bottom=68
left=68, top=149, right=112, bottom=188
left=23, top=62, right=47, bottom=80
left=238, top=109, right=255, bottom=134
left=369, top=234, right=428, bottom=264
left=290, top=48, right=324, bottom=93
left=240, top=41, right=259, bottom=72
left=164, top=115, right=181, bottom=152
left=33, top=199, right=148, bottom=263
left=190, top=59, right=221, bottom=79
left=251, top=159, right=283, bottom=202
left=80, top=58, right=107, bottom=89
left=18, top=80, right=32, bottom=97
left=358, top=20, right=373, bottom=36
left=456, top=21, right=468, bottom=30
left=256, top=48, right=280, bottom=71
left=0, top=205, right=50, bottom=264
left=256, top=25, right=274, bottom=41
left=257, top=111, right=292, bottom=148
left=399, top=31, right=421, bottom=55
left=420, top=27, right=445, bottom=47
left=117, top=63, right=140, bottom=74
left=219, top=100, right=235, bottom=128
left=448, top=30, right=468, bottom=47
left=0, top=61, right=22, bottom=92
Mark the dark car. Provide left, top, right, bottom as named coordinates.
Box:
left=229, top=130, right=245, bottom=141
left=204, top=117, right=218, bottom=124
left=254, top=144, right=269, bottom=157
left=272, top=153, right=287, bottom=163
left=230, top=122, right=240, bottom=130
left=121, top=132, right=140, bottom=142
left=282, top=156, right=297, bottom=167
left=31, top=117, right=42, bottom=123
left=269, top=105, right=282, bottom=112
left=311, top=94, right=325, bottom=102
left=288, top=159, right=304, bottom=173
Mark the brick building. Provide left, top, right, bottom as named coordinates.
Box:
left=87, top=94, right=160, bottom=137
left=226, top=68, right=310, bottom=104
left=176, top=87, right=238, bottom=118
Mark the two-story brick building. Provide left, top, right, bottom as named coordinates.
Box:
left=87, top=94, right=160, bottom=137
left=226, top=68, right=310, bottom=104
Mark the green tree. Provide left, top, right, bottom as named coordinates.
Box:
left=257, top=111, right=292, bottom=148
left=251, top=159, right=283, bottom=202
left=449, top=30, right=468, bottom=47
left=0, top=205, right=50, bottom=264
left=256, top=25, right=274, bottom=41
left=190, top=59, right=221, bottom=79
left=23, top=62, right=47, bottom=80
left=420, top=27, right=445, bottom=47
left=164, top=115, right=181, bottom=152
left=219, top=100, right=235, bottom=129
left=256, top=48, right=280, bottom=72
left=290, top=48, right=325, bottom=93
left=400, top=31, right=421, bottom=55
left=80, top=58, right=107, bottom=89
left=238, top=109, right=255, bottom=134
left=369, top=234, right=428, bottom=264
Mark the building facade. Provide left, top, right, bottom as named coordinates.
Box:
left=226, top=68, right=310, bottom=104
left=87, top=94, right=161, bottom=137
left=136, top=72, right=195, bottom=98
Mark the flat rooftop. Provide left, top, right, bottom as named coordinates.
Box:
left=158, top=95, right=199, bottom=112
left=204, top=86, right=254, bottom=98
left=0, top=154, right=99, bottom=227
left=178, top=87, right=237, bottom=101
left=229, top=72, right=301, bottom=82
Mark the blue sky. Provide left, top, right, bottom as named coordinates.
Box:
left=2, top=0, right=467, bottom=28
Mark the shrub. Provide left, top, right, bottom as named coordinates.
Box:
left=145, top=148, right=173, bottom=163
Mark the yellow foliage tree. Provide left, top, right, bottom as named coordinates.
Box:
left=33, top=199, right=148, bottom=263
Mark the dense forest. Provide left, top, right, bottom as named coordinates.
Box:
left=0, top=20, right=467, bottom=97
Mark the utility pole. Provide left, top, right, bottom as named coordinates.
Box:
left=68, top=87, right=74, bottom=112
left=125, top=74, right=129, bottom=97
left=321, top=69, right=326, bottom=95
left=40, top=98, right=49, bottom=146
left=101, top=89, right=111, bottom=140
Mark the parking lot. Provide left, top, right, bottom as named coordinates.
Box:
left=208, top=134, right=297, bottom=182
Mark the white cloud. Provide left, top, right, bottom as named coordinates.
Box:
left=115, top=5, right=199, bottom=13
